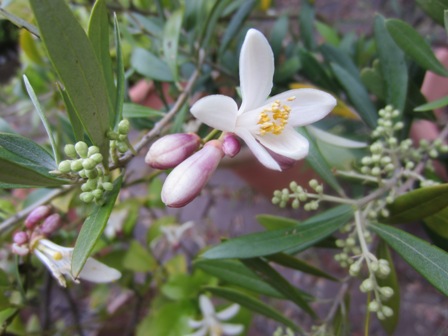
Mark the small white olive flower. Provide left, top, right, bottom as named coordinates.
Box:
left=33, top=239, right=121, bottom=287
left=191, top=29, right=337, bottom=171
left=160, top=221, right=195, bottom=249
left=187, top=295, right=243, bottom=336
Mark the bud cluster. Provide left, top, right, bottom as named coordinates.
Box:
left=54, top=141, right=112, bottom=203
left=108, top=119, right=131, bottom=154
left=12, top=205, right=62, bottom=256
left=271, top=179, right=323, bottom=210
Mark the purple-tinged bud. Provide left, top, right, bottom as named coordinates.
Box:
left=267, top=149, right=297, bottom=170
left=13, top=231, right=29, bottom=245
left=145, top=133, right=201, bottom=170
left=11, top=243, right=29, bottom=256
left=222, top=133, right=241, bottom=158
left=40, top=214, right=62, bottom=235
left=161, top=140, right=224, bottom=207
left=25, top=205, right=51, bottom=230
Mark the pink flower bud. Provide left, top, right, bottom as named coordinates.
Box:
left=40, top=213, right=62, bottom=235
left=161, top=140, right=224, bottom=207
left=222, top=133, right=241, bottom=158
left=11, top=243, right=29, bottom=256
left=13, top=231, right=29, bottom=245
left=25, top=205, right=51, bottom=230
left=145, top=133, right=201, bottom=169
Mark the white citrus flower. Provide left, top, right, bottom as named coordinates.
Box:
left=191, top=28, right=337, bottom=171
left=187, top=295, right=243, bottom=336
left=33, top=239, right=121, bottom=287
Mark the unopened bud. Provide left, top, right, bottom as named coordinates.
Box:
left=25, top=205, right=51, bottom=229
left=82, top=158, right=96, bottom=170
left=64, top=144, right=77, bottom=158
left=118, top=119, right=130, bottom=135
left=87, top=146, right=100, bottom=157
left=71, top=159, right=84, bottom=172
left=368, top=300, right=380, bottom=312
left=40, top=213, right=62, bottom=235
left=222, top=133, right=241, bottom=158
left=161, top=140, right=224, bottom=207
left=380, top=286, right=394, bottom=299
left=90, top=153, right=103, bottom=164
left=58, top=160, right=72, bottom=173
left=11, top=243, right=29, bottom=256
left=349, top=262, right=361, bottom=276
left=102, top=182, right=113, bottom=191
left=75, top=141, right=88, bottom=158
left=80, top=192, right=94, bottom=203
left=13, top=231, right=29, bottom=245
left=360, top=278, right=374, bottom=292
left=145, top=133, right=201, bottom=170
left=382, top=306, right=394, bottom=317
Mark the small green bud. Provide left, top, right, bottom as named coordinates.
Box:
left=291, top=199, right=300, bottom=209
left=118, top=119, right=130, bottom=135
left=289, top=181, right=298, bottom=191
left=349, top=262, right=361, bottom=276
left=440, top=145, right=448, bottom=153
left=82, top=158, right=96, bottom=170
left=368, top=300, right=380, bottom=312
left=429, top=149, right=438, bottom=159
left=107, top=130, right=119, bottom=140
left=58, top=160, right=72, bottom=173
left=78, top=169, right=88, bottom=179
left=85, top=169, right=98, bottom=179
left=315, top=185, right=324, bottom=194
left=64, top=144, right=77, bottom=158
left=380, top=286, right=394, bottom=299
left=87, top=146, right=100, bottom=157
left=361, top=156, right=372, bottom=165
left=335, top=239, right=345, bottom=247
left=352, top=247, right=362, bottom=255
left=118, top=134, right=128, bottom=141
left=272, top=197, right=280, bottom=204
left=380, top=156, right=392, bottom=165
left=70, top=159, right=84, bottom=172
left=80, top=192, right=94, bottom=203
left=91, top=153, right=103, bottom=164
left=309, top=179, right=319, bottom=189
left=360, top=278, right=374, bottom=292
left=394, top=122, right=404, bottom=130
left=388, top=137, right=398, bottom=146
left=304, top=203, right=312, bottom=211
left=361, top=166, right=370, bottom=174
left=273, top=190, right=282, bottom=197
left=345, top=237, right=356, bottom=247
left=371, top=167, right=381, bottom=176
left=419, top=139, right=429, bottom=149
left=92, top=189, right=104, bottom=199
left=378, top=264, right=391, bottom=277
left=381, top=306, right=394, bottom=317
left=75, top=141, right=88, bottom=158
left=81, top=183, right=92, bottom=192
left=370, top=261, right=379, bottom=273
left=117, top=142, right=128, bottom=153
left=380, top=208, right=390, bottom=218
left=102, top=182, right=113, bottom=191
left=377, top=311, right=385, bottom=320
left=310, top=201, right=319, bottom=210
left=392, top=109, right=400, bottom=118
left=85, top=179, right=98, bottom=190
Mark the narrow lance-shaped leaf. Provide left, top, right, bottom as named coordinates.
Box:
left=202, top=205, right=353, bottom=259
left=414, top=96, right=448, bottom=112
left=374, top=15, right=408, bottom=113
left=72, top=175, right=123, bottom=277
left=113, top=14, right=125, bottom=127
left=382, top=184, right=448, bottom=224
left=163, top=8, right=183, bottom=82
left=29, top=0, right=111, bottom=162
left=415, top=0, right=448, bottom=26
left=58, top=85, right=84, bottom=142
left=205, top=286, right=302, bottom=332
left=371, top=223, right=448, bottom=296
left=299, top=0, right=316, bottom=50
left=386, top=18, right=448, bottom=77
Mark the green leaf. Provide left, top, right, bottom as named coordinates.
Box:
left=122, top=240, right=157, bottom=272
left=23, top=75, right=60, bottom=163
left=219, top=0, right=256, bottom=54
left=163, top=8, right=183, bottom=81
left=331, top=292, right=350, bottom=336
left=59, top=86, right=84, bottom=142
left=424, top=206, right=448, bottom=239
left=113, top=14, right=125, bottom=127
left=382, top=184, right=448, bottom=224
left=386, top=18, right=448, bottom=77
left=72, top=175, right=123, bottom=277
left=299, top=49, right=339, bottom=92
left=267, top=253, right=338, bottom=281
left=360, top=66, right=385, bottom=100
left=414, top=95, right=448, bottom=112
left=194, top=259, right=311, bottom=300
left=131, top=48, right=174, bottom=82
left=269, top=15, right=289, bottom=58
left=29, top=0, right=111, bottom=161
left=330, top=62, right=377, bottom=128
left=374, top=15, right=408, bottom=113
left=242, top=258, right=316, bottom=317
left=316, top=21, right=340, bottom=46
left=376, top=240, right=400, bottom=335
left=371, top=223, right=448, bottom=296
left=88, top=0, right=116, bottom=126
left=256, top=214, right=298, bottom=231
left=298, top=127, right=344, bottom=195
left=123, top=103, right=164, bottom=119
left=202, top=205, right=353, bottom=259
left=205, top=286, right=301, bottom=332
left=415, top=0, right=448, bottom=26
left=161, top=270, right=211, bottom=300
left=320, top=44, right=360, bottom=81
left=273, top=56, right=301, bottom=82
left=299, top=0, right=315, bottom=50
left=199, top=0, right=233, bottom=48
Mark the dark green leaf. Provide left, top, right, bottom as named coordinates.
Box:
left=202, top=205, right=353, bottom=259
left=316, top=21, right=340, bottom=46
left=88, top=0, right=116, bottom=126
left=59, top=86, right=84, bottom=142
left=360, top=66, right=385, bottom=100
left=122, top=240, right=157, bottom=272
left=299, top=49, right=339, bottom=92
left=424, top=206, right=448, bottom=240
left=267, top=253, right=338, bottom=281
left=377, top=241, right=400, bottom=335
left=72, top=175, right=123, bottom=277
left=131, top=48, right=174, bottom=82
left=383, top=184, right=448, bottom=224
left=269, top=15, right=289, bottom=58
left=415, top=0, right=448, bottom=26
left=320, top=44, right=360, bottom=82
left=123, top=103, right=164, bottom=119
left=386, top=18, right=448, bottom=77
left=163, top=8, right=183, bottom=81
left=331, top=292, right=350, bottom=336
left=199, top=0, right=233, bottom=48
left=257, top=214, right=298, bottom=231
left=219, top=0, right=256, bottom=54
left=242, top=258, right=316, bottom=317
left=299, top=0, right=315, bottom=50
left=205, top=286, right=301, bottom=332
left=374, top=15, right=408, bottom=113
left=330, top=62, right=377, bottom=128
left=113, top=14, right=125, bottom=127
left=371, top=223, right=448, bottom=296
left=30, top=0, right=111, bottom=161
left=273, top=56, right=301, bottom=82
left=414, top=96, right=448, bottom=112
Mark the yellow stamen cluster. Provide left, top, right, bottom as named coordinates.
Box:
left=258, top=97, right=294, bottom=135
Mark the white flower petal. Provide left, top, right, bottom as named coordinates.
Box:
left=235, top=128, right=281, bottom=171
left=221, top=323, right=244, bottom=335
left=190, top=95, right=238, bottom=132
left=78, top=257, right=121, bottom=283
left=188, top=318, right=205, bottom=329
left=199, top=295, right=216, bottom=317
left=256, top=127, right=309, bottom=160
left=307, top=126, right=368, bottom=148
left=185, top=326, right=208, bottom=336
left=239, top=29, right=274, bottom=112
left=216, top=304, right=240, bottom=321
left=266, top=88, right=336, bottom=126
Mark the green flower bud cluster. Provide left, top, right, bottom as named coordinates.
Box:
left=334, top=235, right=362, bottom=268
left=108, top=119, right=131, bottom=154
left=271, top=180, right=322, bottom=210
left=56, top=142, right=112, bottom=203
left=273, top=327, right=295, bottom=336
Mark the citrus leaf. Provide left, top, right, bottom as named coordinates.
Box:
left=414, top=96, right=448, bottom=112
left=371, top=223, right=448, bottom=296
left=131, top=48, right=174, bottom=82
left=163, top=8, right=183, bottom=81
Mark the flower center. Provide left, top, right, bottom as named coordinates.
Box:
left=257, top=97, right=295, bottom=135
